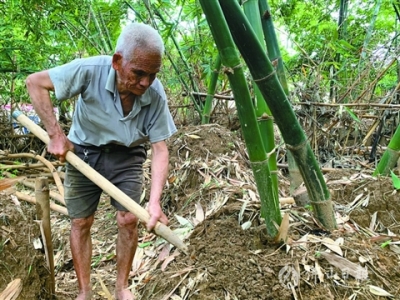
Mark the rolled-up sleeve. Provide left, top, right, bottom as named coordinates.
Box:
left=48, top=59, right=89, bottom=102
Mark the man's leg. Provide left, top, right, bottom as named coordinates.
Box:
left=115, top=211, right=138, bottom=300
left=70, top=215, right=95, bottom=300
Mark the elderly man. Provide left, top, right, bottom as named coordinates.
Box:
left=26, top=23, right=176, bottom=300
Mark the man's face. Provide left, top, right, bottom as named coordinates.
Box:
left=113, top=48, right=162, bottom=96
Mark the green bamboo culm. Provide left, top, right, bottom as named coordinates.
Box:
left=259, top=0, right=303, bottom=197
left=258, top=0, right=289, bottom=95
left=202, top=54, right=222, bottom=124
left=373, top=124, right=400, bottom=176
left=243, top=0, right=279, bottom=219
left=219, top=0, right=336, bottom=230
left=199, top=0, right=281, bottom=237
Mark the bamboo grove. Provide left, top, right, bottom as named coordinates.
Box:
left=1, top=0, right=400, bottom=237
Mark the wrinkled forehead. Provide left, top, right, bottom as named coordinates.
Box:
left=126, top=49, right=162, bottom=73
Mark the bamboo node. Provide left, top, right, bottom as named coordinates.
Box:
left=222, top=66, right=234, bottom=75
left=254, top=70, right=277, bottom=83
left=250, top=158, right=269, bottom=166
left=310, top=199, right=333, bottom=207
left=286, top=139, right=307, bottom=151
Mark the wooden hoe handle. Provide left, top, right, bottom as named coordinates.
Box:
left=12, top=111, right=188, bottom=254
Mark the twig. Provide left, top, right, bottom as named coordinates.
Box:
left=0, top=152, right=64, bottom=197
left=15, top=191, right=68, bottom=215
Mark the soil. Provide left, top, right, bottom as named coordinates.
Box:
left=1, top=124, right=400, bottom=300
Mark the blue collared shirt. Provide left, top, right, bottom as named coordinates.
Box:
left=48, top=55, right=177, bottom=147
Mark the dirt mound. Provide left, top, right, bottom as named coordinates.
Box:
left=0, top=192, right=51, bottom=299
left=139, top=171, right=400, bottom=300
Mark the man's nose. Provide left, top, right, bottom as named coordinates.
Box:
left=140, top=76, right=151, bottom=87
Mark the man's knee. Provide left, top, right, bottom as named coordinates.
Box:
left=117, top=211, right=138, bottom=229
left=71, top=215, right=95, bottom=231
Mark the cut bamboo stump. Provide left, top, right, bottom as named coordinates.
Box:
left=13, top=110, right=188, bottom=254
left=20, top=178, right=65, bottom=206
left=35, top=177, right=55, bottom=296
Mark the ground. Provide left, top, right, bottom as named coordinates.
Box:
left=1, top=124, right=400, bottom=300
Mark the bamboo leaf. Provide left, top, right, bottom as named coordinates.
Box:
left=175, top=214, right=193, bottom=228
left=185, top=134, right=201, bottom=139
left=322, top=237, right=343, bottom=256
left=390, top=171, right=400, bottom=189
left=368, top=285, right=393, bottom=297
left=343, top=106, right=361, bottom=123
left=241, top=220, right=252, bottom=230
left=0, top=278, right=22, bottom=300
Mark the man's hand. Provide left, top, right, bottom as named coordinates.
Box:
left=146, top=201, right=169, bottom=231
left=48, top=133, right=75, bottom=163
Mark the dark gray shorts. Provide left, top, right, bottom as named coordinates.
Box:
left=64, top=143, right=147, bottom=219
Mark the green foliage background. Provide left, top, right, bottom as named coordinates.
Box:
left=0, top=0, right=399, bottom=121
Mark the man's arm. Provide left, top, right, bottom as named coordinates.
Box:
left=26, top=71, right=74, bottom=162
left=146, top=140, right=169, bottom=230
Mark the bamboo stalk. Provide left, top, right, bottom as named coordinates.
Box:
left=0, top=162, right=63, bottom=170
left=202, top=54, right=221, bottom=124
left=20, top=179, right=65, bottom=206
left=243, top=0, right=280, bottom=220
left=89, top=5, right=110, bottom=54
left=12, top=111, right=188, bottom=254
left=199, top=0, right=281, bottom=237
left=217, top=0, right=336, bottom=230
left=259, top=0, right=303, bottom=198
left=35, top=177, right=55, bottom=296
left=373, top=124, right=400, bottom=176
left=144, top=4, right=203, bottom=115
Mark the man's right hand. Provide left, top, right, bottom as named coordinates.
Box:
left=48, top=133, right=75, bottom=163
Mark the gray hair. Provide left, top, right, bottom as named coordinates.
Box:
left=115, top=23, right=165, bottom=60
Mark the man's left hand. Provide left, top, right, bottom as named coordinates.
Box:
left=146, top=202, right=169, bottom=231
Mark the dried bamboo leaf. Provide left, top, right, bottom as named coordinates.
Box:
left=320, top=252, right=368, bottom=280
left=369, top=211, right=378, bottom=231
left=322, top=237, right=343, bottom=256
left=275, top=213, right=290, bottom=243
left=170, top=267, right=194, bottom=279
left=158, top=244, right=171, bottom=262
left=194, top=202, right=205, bottom=224
left=185, top=134, right=201, bottom=139
left=175, top=214, right=193, bottom=228
left=0, top=278, right=22, bottom=300
left=389, top=244, right=400, bottom=254
left=161, top=255, right=177, bottom=271
left=315, top=260, right=324, bottom=283
left=131, top=248, right=145, bottom=275
left=291, top=234, right=308, bottom=251
left=96, top=273, right=113, bottom=300
left=368, top=285, right=393, bottom=297
left=241, top=220, right=252, bottom=230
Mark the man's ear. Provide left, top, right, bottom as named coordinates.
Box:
left=112, top=53, right=123, bottom=70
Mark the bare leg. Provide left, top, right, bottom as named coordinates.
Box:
left=70, top=215, right=95, bottom=300
left=115, top=211, right=138, bottom=300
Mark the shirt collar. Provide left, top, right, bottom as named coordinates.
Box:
left=105, top=67, right=116, bottom=94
